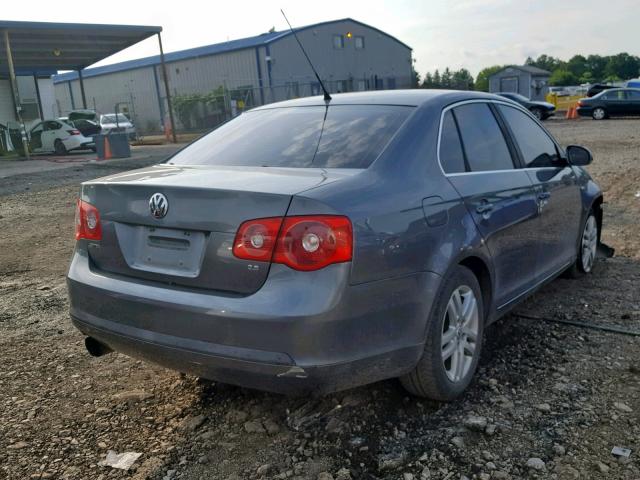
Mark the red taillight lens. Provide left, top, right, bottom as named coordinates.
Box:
left=232, top=217, right=283, bottom=262
left=233, top=215, right=352, bottom=271
left=67, top=129, right=81, bottom=135
left=75, top=199, right=102, bottom=241
left=577, top=100, right=584, bottom=107
left=273, top=216, right=352, bottom=271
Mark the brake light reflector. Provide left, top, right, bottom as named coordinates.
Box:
left=273, top=216, right=352, bottom=271
left=75, top=199, right=102, bottom=241
left=233, top=215, right=352, bottom=271
left=232, top=217, right=283, bottom=262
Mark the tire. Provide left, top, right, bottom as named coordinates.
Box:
left=531, top=107, right=544, bottom=120
left=592, top=107, right=607, bottom=120
left=54, top=139, right=68, bottom=155
left=400, top=265, right=484, bottom=401
left=565, top=211, right=599, bottom=278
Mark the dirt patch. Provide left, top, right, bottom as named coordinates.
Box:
left=0, top=118, right=638, bottom=480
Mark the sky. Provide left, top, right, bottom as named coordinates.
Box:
left=2, top=0, right=637, bottom=77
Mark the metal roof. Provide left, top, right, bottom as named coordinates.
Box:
left=0, top=19, right=161, bottom=76
left=490, top=65, right=552, bottom=77
left=53, top=18, right=412, bottom=84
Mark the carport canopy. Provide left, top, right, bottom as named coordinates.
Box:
left=0, top=20, right=162, bottom=74
left=0, top=19, right=177, bottom=154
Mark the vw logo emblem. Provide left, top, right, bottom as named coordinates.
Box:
left=149, top=193, right=169, bottom=219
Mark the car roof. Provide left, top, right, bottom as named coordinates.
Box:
left=251, top=89, right=504, bottom=109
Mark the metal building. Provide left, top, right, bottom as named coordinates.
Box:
left=53, top=18, right=413, bottom=134
left=488, top=65, right=551, bottom=101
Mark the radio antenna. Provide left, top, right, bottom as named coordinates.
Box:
left=280, top=10, right=332, bottom=102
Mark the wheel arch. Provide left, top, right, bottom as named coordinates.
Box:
left=458, top=255, right=493, bottom=323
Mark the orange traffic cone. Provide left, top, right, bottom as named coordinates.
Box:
left=565, top=107, right=572, bottom=119
left=570, top=106, right=579, bottom=119
left=103, top=136, right=113, bottom=160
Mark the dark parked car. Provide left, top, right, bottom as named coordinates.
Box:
left=496, top=92, right=556, bottom=120
left=586, top=84, right=617, bottom=97
left=68, top=90, right=603, bottom=401
left=577, top=88, right=640, bottom=119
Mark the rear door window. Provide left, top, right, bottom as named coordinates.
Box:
left=453, top=103, right=514, bottom=172
left=168, top=105, right=412, bottom=169
left=439, top=111, right=466, bottom=174
left=497, top=105, right=560, bottom=168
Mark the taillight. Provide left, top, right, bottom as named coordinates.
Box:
left=75, top=199, right=102, bottom=241
left=233, top=217, right=282, bottom=262
left=67, top=129, right=81, bottom=135
left=232, top=215, right=353, bottom=271
left=577, top=100, right=584, bottom=107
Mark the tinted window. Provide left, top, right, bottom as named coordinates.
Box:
left=626, top=90, right=640, bottom=100
left=453, top=103, right=514, bottom=172
left=439, top=111, right=466, bottom=174
left=498, top=105, right=559, bottom=168
left=168, top=105, right=412, bottom=169
left=604, top=90, right=625, bottom=100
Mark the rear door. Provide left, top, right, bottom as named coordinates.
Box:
left=41, top=121, right=60, bottom=151
left=602, top=90, right=627, bottom=115
left=441, top=102, right=540, bottom=307
left=496, top=104, right=582, bottom=280
left=625, top=89, right=640, bottom=114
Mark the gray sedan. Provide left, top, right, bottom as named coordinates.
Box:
left=68, top=90, right=603, bottom=400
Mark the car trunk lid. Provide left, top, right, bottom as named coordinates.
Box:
left=81, top=164, right=356, bottom=294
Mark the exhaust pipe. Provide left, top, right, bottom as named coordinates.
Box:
left=85, top=337, right=113, bottom=357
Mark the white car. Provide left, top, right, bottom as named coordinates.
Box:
left=99, top=113, right=136, bottom=139
left=29, top=120, right=95, bottom=155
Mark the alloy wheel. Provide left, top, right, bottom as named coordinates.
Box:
left=593, top=108, right=606, bottom=120
left=581, top=215, right=598, bottom=272
left=441, top=285, right=479, bottom=383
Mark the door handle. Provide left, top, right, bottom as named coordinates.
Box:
left=476, top=202, right=494, bottom=214
left=537, top=191, right=551, bottom=201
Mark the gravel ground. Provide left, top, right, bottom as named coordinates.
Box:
left=0, top=118, right=638, bottom=480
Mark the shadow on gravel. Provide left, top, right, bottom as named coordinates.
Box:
left=175, top=257, right=640, bottom=479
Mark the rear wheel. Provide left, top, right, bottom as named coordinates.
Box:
left=400, top=265, right=484, bottom=401
left=592, top=107, right=607, bottom=120
left=54, top=139, right=68, bottom=155
left=531, top=107, right=544, bottom=120
left=566, top=211, right=599, bottom=278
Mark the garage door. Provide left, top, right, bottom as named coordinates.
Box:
left=500, top=77, right=518, bottom=93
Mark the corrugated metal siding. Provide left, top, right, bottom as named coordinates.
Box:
left=157, top=48, right=259, bottom=94
left=37, top=78, right=57, bottom=119
left=59, top=67, right=162, bottom=132
left=266, top=19, right=412, bottom=102
left=0, top=81, right=16, bottom=124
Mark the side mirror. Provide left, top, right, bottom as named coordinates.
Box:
left=566, top=145, right=593, bottom=166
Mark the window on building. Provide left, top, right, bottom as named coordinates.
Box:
left=333, top=35, right=344, bottom=49
left=453, top=103, right=514, bottom=172
left=497, top=105, right=559, bottom=168
left=355, top=36, right=365, bottom=49
left=439, top=111, right=466, bottom=174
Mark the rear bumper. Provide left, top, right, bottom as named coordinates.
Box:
left=67, top=249, right=440, bottom=394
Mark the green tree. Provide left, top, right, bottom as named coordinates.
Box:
left=567, top=55, right=587, bottom=78
left=585, top=54, right=607, bottom=81
left=605, top=53, right=640, bottom=80
left=526, top=54, right=564, bottom=72
left=549, top=69, right=578, bottom=86
left=452, top=68, right=475, bottom=90
left=475, top=65, right=504, bottom=92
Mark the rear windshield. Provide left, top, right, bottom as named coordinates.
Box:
left=167, top=105, right=412, bottom=169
